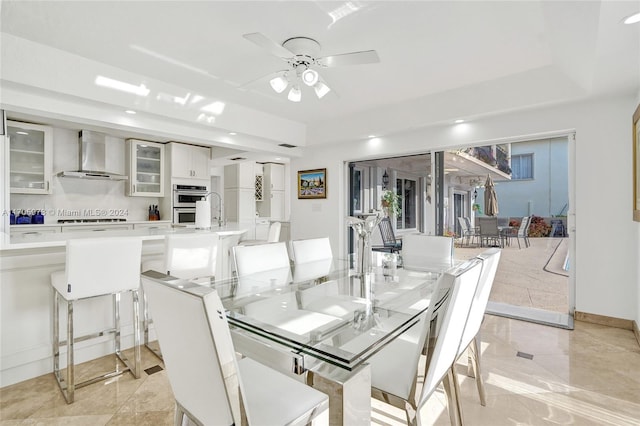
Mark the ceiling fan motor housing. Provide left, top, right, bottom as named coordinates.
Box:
left=283, top=37, right=321, bottom=68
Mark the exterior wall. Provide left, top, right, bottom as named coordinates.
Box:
left=291, top=94, right=639, bottom=321
left=486, top=137, right=569, bottom=218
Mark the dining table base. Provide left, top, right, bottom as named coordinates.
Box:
left=306, top=363, right=371, bottom=425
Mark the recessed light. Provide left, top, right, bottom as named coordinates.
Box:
left=229, top=132, right=237, bottom=135
left=125, top=110, right=136, bottom=114
left=16, top=131, right=29, bottom=135
left=368, top=134, right=376, bottom=138
left=275, top=157, right=282, bottom=161
left=454, top=119, right=465, bottom=123
left=623, top=11, right=640, bottom=24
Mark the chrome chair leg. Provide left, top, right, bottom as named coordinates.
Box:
left=442, top=367, right=464, bottom=426
left=470, top=335, right=487, bottom=406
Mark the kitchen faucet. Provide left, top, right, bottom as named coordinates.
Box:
left=203, top=191, right=224, bottom=227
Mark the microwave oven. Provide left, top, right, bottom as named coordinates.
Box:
left=173, top=184, right=208, bottom=208
left=173, top=207, right=196, bottom=224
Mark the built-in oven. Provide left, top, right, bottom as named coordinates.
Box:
left=173, top=184, right=208, bottom=224
left=173, top=184, right=208, bottom=208
left=173, top=207, right=197, bottom=225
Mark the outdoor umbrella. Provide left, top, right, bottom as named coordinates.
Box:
left=484, top=174, right=499, bottom=216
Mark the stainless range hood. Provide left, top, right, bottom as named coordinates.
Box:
left=58, top=130, right=127, bottom=181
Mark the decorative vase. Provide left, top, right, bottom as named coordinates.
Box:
left=347, top=213, right=383, bottom=276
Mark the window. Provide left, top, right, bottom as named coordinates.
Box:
left=395, top=177, right=417, bottom=230
left=511, top=154, right=533, bottom=180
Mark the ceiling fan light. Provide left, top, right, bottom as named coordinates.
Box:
left=288, top=86, right=302, bottom=102
left=301, top=68, right=319, bottom=86
left=270, top=75, right=288, bottom=93
left=314, top=81, right=331, bottom=99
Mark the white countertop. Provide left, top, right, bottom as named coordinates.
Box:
left=1, top=223, right=248, bottom=252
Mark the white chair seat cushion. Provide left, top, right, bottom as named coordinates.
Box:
left=368, top=330, right=421, bottom=400
left=238, top=357, right=328, bottom=424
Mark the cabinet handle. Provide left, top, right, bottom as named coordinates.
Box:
left=133, top=184, right=136, bottom=193
left=46, top=181, right=49, bottom=191
left=92, top=229, right=107, bottom=232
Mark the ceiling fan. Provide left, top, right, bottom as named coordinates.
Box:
left=243, top=32, right=380, bottom=102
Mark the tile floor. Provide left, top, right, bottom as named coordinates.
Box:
left=2, top=315, right=639, bottom=425
left=456, top=237, right=569, bottom=314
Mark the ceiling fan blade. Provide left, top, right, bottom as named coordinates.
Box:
left=319, top=50, right=380, bottom=67
left=243, top=32, right=294, bottom=58
left=237, top=69, right=288, bottom=91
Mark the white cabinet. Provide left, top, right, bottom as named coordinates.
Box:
left=264, top=163, right=285, bottom=191
left=258, top=163, right=286, bottom=221
left=168, top=142, right=210, bottom=179
left=126, top=139, right=165, bottom=197
left=10, top=225, right=61, bottom=237
left=60, top=224, right=133, bottom=233
left=8, top=121, right=53, bottom=194
left=224, top=162, right=259, bottom=226
left=224, top=162, right=255, bottom=189
left=224, top=188, right=256, bottom=223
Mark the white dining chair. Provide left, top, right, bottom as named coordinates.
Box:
left=290, top=237, right=333, bottom=283
left=141, top=233, right=219, bottom=358
left=51, top=237, right=142, bottom=403
left=141, top=274, right=329, bottom=426
left=457, top=248, right=501, bottom=407
left=239, top=221, right=282, bottom=246
left=232, top=241, right=292, bottom=289
left=367, top=258, right=483, bottom=425
left=401, top=234, right=454, bottom=271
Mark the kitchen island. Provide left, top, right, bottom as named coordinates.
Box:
left=0, top=223, right=248, bottom=387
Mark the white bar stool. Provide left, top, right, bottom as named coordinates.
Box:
left=51, top=237, right=143, bottom=403
left=140, top=233, right=219, bottom=358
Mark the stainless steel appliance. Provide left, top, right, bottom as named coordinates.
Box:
left=173, top=184, right=208, bottom=224
left=173, top=208, right=197, bottom=224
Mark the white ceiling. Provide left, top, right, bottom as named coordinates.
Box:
left=1, top=1, right=639, bottom=148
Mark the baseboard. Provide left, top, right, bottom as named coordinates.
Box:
left=634, top=321, right=640, bottom=349
left=574, top=310, right=634, bottom=330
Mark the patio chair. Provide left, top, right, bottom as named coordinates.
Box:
left=457, top=217, right=478, bottom=247
left=478, top=217, right=503, bottom=248
left=503, top=216, right=530, bottom=249
left=372, top=217, right=402, bottom=253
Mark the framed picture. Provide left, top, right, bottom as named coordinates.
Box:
left=634, top=103, right=640, bottom=222
left=298, top=168, right=327, bottom=199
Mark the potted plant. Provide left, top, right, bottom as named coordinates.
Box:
left=381, top=190, right=401, bottom=217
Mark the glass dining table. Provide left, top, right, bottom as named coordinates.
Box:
left=143, top=252, right=459, bottom=425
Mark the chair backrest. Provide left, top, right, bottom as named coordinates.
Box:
left=478, top=217, right=499, bottom=236
left=378, top=217, right=397, bottom=247
left=457, top=217, right=469, bottom=234
left=141, top=276, right=243, bottom=425
left=366, top=270, right=456, bottom=401
left=290, top=237, right=332, bottom=264
left=165, top=233, right=219, bottom=279
left=290, top=237, right=333, bottom=282
left=464, top=217, right=474, bottom=232
left=62, top=237, right=142, bottom=300
left=518, top=216, right=530, bottom=237
left=233, top=242, right=290, bottom=277
left=267, top=222, right=282, bottom=243
left=418, top=258, right=483, bottom=409
left=401, top=234, right=454, bottom=270
left=459, top=248, right=501, bottom=352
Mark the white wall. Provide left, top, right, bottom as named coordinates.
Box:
left=291, top=94, right=639, bottom=321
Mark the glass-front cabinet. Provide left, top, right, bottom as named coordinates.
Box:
left=126, top=139, right=165, bottom=197
left=8, top=121, right=53, bottom=194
